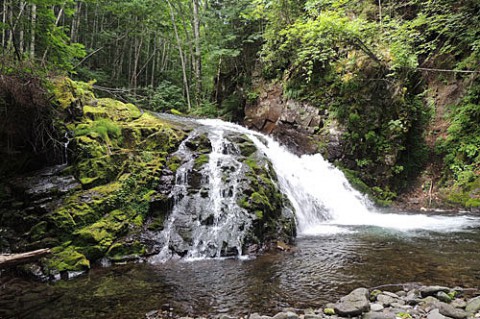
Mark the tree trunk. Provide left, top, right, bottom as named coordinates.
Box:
left=30, top=3, right=36, bottom=59
left=150, top=35, right=157, bottom=88
left=71, top=1, right=82, bottom=43
left=193, top=0, right=202, bottom=106
left=1, top=0, right=6, bottom=48
left=167, top=0, right=192, bottom=111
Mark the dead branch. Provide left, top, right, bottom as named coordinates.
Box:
left=0, top=248, right=51, bottom=268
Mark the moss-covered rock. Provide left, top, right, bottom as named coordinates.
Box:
left=12, top=77, right=190, bottom=274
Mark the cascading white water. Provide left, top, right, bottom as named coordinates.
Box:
left=198, top=119, right=480, bottom=236
left=150, top=125, right=252, bottom=263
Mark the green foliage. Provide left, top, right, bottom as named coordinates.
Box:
left=141, top=81, right=187, bottom=113
left=436, top=81, right=480, bottom=206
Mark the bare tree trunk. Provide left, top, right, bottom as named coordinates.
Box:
left=7, top=1, right=13, bottom=50
left=29, top=3, right=36, bottom=59
left=167, top=0, right=191, bottom=111
left=19, top=1, right=26, bottom=55
left=150, top=34, right=157, bottom=87
left=1, top=0, right=6, bottom=48
left=131, top=32, right=143, bottom=93
left=192, top=0, right=202, bottom=105
left=71, top=1, right=82, bottom=43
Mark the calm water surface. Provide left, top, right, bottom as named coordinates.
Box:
left=2, top=225, right=480, bottom=319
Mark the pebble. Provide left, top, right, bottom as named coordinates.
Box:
left=371, top=304, right=384, bottom=312
left=144, top=285, right=480, bottom=319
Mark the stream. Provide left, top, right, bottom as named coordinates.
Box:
left=2, top=222, right=480, bottom=318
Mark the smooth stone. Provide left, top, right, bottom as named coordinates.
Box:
left=249, top=313, right=264, bottom=319
left=421, top=296, right=441, bottom=306
left=304, top=315, right=323, bottom=319
left=382, top=291, right=400, bottom=299
left=396, top=291, right=407, bottom=298
left=438, top=302, right=468, bottom=319
left=427, top=309, right=448, bottom=319
left=334, top=288, right=371, bottom=317
left=437, top=291, right=453, bottom=303
left=220, top=316, right=238, bottom=319
left=420, top=286, right=451, bottom=298
left=451, top=299, right=467, bottom=309
left=377, top=294, right=397, bottom=307
left=362, top=311, right=395, bottom=319
left=371, top=304, right=384, bottom=312
left=466, top=296, right=480, bottom=314
left=285, top=312, right=299, bottom=319
left=272, top=312, right=298, bottom=319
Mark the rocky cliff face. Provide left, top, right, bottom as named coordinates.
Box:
left=244, top=83, right=344, bottom=161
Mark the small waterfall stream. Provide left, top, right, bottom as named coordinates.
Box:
left=151, top=116, right=480, bottom=262
left=198, top=119, right=479, bottom=235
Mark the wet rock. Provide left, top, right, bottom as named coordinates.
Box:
left=427, top=309, right=448, bottom=319
left=334, top=288, right=370, bottom=317
left=304, top=314, right=323, bottom=319
left=437, top=302, right=468, bottom=319
left=420, top=286, right=450, bottom=298
left=466, top=296, right=480, bottom=315
left=436, top=291, right=453, bottom=303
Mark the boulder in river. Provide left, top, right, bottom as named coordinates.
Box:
left=334, top=287, right=371, bottom=317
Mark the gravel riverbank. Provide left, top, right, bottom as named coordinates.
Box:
left=146, top=285, right=480, bottom=319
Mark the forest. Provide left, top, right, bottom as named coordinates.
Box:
left=1, top=0, right=480, bottom=206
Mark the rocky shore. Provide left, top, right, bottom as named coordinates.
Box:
left=146, top=285, right=480, bottom=319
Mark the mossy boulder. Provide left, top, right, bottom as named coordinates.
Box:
left=17, top=77, right=190, bottom=274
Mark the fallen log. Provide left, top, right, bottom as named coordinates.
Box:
left=0, top=248, right=51, bottom=268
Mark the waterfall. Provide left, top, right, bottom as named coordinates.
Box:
left=150, top=126, right=253, bottom=263
left=151, top=115, right=479, bottom=262
left=198, top=119, right=479, bottom=235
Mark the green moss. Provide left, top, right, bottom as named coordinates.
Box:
left=75, top=118, right=122, bottom=144
left=194, top=154, right=210, bottom=170
left=48, top=245, right=90, bottom=272
left=324, top=308, right=336, bottom=316
left=75, top=209, right=129, bottom=248
left=39, top=78, right=189, bottom=272
left=167, top=155, right=182, bottom=172
left=444, top=178, right=480, bottom=208
left=28, top=221, right=49, bottom=241
left=52, top=77, right=95, bottom=110
left=255, top=210, right=264, bottom=219
left=244, top=157, right=259, bottom=171
left=250, top=192, right=273, bottom=211
left=107, top=241, right=146, bottom=261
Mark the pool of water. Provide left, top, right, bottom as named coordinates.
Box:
left=2, top=224, right=480, bottom=319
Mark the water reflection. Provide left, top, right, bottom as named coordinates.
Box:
left=2, top=227, right=480, bottom=319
